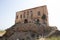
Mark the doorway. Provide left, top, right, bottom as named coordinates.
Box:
left=24, top=19, right=28, bottom=23
left=36, top=19, right=39, bottom=23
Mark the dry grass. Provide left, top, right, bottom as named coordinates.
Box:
left=46, top=36, right=60, bottom=40
left=0, top=31, right=6, bottom=36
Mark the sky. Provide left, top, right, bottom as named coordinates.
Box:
left=0, top=0, right=60, bottom=30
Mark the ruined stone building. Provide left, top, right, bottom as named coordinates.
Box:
left=0, top=5, right=57, bottom=40
left=15, top=5, right=48, bottom=26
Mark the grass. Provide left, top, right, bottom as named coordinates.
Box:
left=0, top=30, right=6, bottom=36
left=46, top=36, right=60, bottom=40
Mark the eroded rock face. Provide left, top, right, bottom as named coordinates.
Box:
left=1, top=23, right=51, bottom=40
left=6, top=23, right=48, bottom=35
left=7, top=32, right=38, bottom=40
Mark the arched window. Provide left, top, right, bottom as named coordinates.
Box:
left=24, top=19, right=28, bottom=23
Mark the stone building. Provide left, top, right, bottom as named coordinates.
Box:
left=15, top=5, right=48, bottom=26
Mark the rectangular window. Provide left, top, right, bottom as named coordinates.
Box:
left=16, top=16, right=18, bottom=19
left=23, top=12, right=25, bottom=18
left=38, top=11, right=40, bottom=16
left=30, top=11, right=33, bottom=19
left=27, top=11, right=29, bottom=18
left=20, top=15, right=22, bottom=18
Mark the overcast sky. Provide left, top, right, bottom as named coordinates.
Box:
left=0, top=0, right=60, bottom=30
